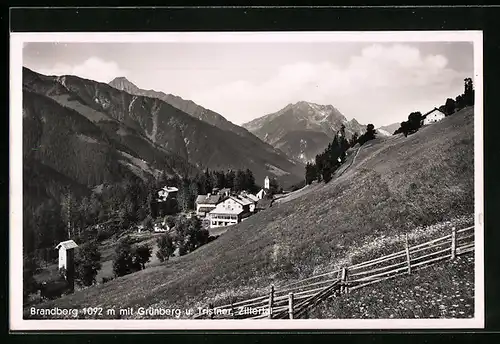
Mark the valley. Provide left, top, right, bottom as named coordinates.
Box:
left=24, top=106, right=475, bottom=319
left=15, top=34, right=479, bottom=327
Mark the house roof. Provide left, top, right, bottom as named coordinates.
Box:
left=209, top=207, right=244, bottom=215
left=422, top=107, right=445, bottom=118
left=230, top=195, right=253, bottom=206
left=245, top=194, right=259, bottom=202
left=160, top=186, right=178, bottom=192
left=238, top=195, right=257, bottom=204
left=55, top=240, right=78, bottom=250
left=196, top=194, right=222, bottom=205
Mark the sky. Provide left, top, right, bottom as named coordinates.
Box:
left=23, top=40, right=474, bottom=127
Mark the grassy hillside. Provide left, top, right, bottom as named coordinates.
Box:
left=310, top=253, right=474, bottom=319
left=27, top=107, right=474, bottom=318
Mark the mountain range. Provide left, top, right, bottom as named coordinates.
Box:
left=242, top=101, right=366, bottom=163
left=377, top=122, right=401, bottom=136
left=108, top=77, right=260, bottom=143
left=22, top=68, right=305, bottom=212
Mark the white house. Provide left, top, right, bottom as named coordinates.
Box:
left=211, top=187, right=231, bottom=197
left=55, top=240, right=78, bottom=292
left=422, top=108, right=446, bottom=125
left=256, top=189, right=267, bottom=200
left=231, top=195, right=253, bottom=213
left=218, top=188, right=231, bottom=197
left=241, top=192, right=259, bottom=201
left=208, top=196, right=251, bottom=228
left=195, top=193, right=222, bottom=217
left=154, top=223, right=168, bottom=232
left=239, top=192, right=258, bottom=212
left=153, top=217, right=174, bottom=232
left=56, top=239, right=78, bottom=272
left=157, top=186, right=179, bottom=202
left=208, top=206, right=243, bottom=228
left=154, top=224, right=171, bottom=232
left=245, top=193, right=259, bottom=203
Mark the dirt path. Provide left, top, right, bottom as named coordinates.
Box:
left=275, top=146, right=362, bottom=206
left=335, top=145, right=362, bottom=179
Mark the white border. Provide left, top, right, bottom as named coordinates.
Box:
left=10, top=31, right=484, bottom=331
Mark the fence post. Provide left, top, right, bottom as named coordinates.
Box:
left=345, top=268, right=349, bottom=293
left=288, top=292, right=294, bottom=319
left=268, top=284, right=275, bottom=319
left=341, top=267, right=347, bottom=294
left=451, top=227, right=456, bottom=260
left=405, top=234, right=412, bottom=275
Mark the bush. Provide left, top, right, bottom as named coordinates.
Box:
left=39, top=279, right=70, bottom=300
left=173, top=217, right=209, bottom=254
left=96, top=229, right=109, bottom=241
left=394, top=113, right=422, bottom=137
left=158, top=198, right=180, bottom=216
left=305, top=163, right=317, bottom=185
left=141, top=215, right=154, bottom=231
left=408, top=112, right=423, bottom=131
left=358, top=124, right=377, bottom=145
left=322, top=166, right=333, bottom=183
left=444, top=98, right=456, bottom=116
left=134, top=244, right=152, bottom=269
left=96, top=221, right=121, bottom=242
left=156, top=234, right=175, bottom=262
left=164, top=215, right=176, bottom=229
left=112, top=236, right=141, bottom=277
left=23, top=255, right=40, bottom=302
left=268, top=177, right=280, bottom=195
left=75, top=240, right=102, bottom=287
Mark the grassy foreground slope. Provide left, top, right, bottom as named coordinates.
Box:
left=27, top=107, right=474, bottom=318
left=311, top=254, right=475, bottom=319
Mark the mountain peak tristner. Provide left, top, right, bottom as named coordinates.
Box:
left=242, top=101, right=366, bottom=164
left=108, top=77, right=140, bottom=93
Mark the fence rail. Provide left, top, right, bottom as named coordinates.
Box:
left=193, top=225, right=475, bottom=319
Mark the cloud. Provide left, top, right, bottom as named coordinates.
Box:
left=36, top=57, right=128, bottom=83
left=189, top=44, right=466, bottom=126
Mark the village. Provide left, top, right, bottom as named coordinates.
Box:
left=30, top=102, right=453, bottom=303
left=33, top=175, right=280, bottom=301
left=151, top=175, right=274, bottom=233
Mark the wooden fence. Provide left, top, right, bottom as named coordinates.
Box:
left=194, top=225, right=475, bottom=319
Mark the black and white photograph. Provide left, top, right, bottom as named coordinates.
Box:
left=10, top=31, right=483, bottom=330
